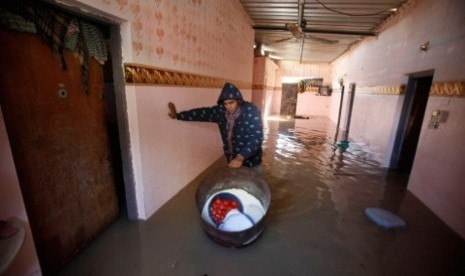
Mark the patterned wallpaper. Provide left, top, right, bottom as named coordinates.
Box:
left=92, top=0, right=254, bottom=81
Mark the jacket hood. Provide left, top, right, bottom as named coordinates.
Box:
left=217, top=82, right=243, bottom=104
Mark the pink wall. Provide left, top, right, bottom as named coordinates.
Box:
left=409, top=97, right=465, bottom=239
left=345, top=93, right=402, bottom=163
left=277, top=61, right=332, bottom=117
left=252, top=57, right=266, bottom=112
left=277, top=61, right=331, bottom=84
left=0, top=108, right=40, bottom=275
left=252, top=57, right=281, bottom=118
left=0, top=1, right=254, bottom=271
left=77, top=0, right=254, bottom=80
left=331, top=0, right=465, bottom=239
left=65, top=0, right=256, bottom=219
left=134, top=86, right=226, bottom=216
left=296, top=93, right=331, bottom=117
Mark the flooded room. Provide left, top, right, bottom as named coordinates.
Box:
left=1, top=0, right=464, bottom=275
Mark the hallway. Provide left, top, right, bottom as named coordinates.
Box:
left=59, top=116, right=465, bottom=276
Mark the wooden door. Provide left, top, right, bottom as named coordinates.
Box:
left=0, top=27, right=119, bottom=273
left=280, top=83, right=298, bottom=116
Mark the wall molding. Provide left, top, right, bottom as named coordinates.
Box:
left=356, top=85, right=406, bottom=95
left=124, top=63, right=250, bottom=89
left=355, top=80, right=465, bottom=97
left=430, top=80, right=465, bottom=97
left=252, top=84, right=267, bottom=90
left=252, top=84, right=278, bottom=91
left=124, top=64, right=464, bottom=98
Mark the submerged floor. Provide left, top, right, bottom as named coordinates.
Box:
left=60, top=116, right=465, bottom=276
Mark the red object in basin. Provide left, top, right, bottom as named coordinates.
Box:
left=209, top=193, right=242, bottom=225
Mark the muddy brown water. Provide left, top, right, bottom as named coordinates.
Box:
left=59, top=116, right=465, bottom=276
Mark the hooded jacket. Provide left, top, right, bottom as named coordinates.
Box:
left=176, top=82, right=263, bottom=167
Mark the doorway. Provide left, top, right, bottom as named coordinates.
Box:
left=280, top=83, right=298, bottom=117
left=390, top=71, right=434, bottom=173
left=0, top=1, right=126, bottom=273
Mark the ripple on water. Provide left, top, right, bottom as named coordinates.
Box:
left=262, top=117, right=387, bottom=218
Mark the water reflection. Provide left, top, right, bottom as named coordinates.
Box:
left=60, top=116, right=465, bottom=276
left=266, top=117, right=383, bottom=174
left=262, top=116, right=395, bottom=223
left=260, top=116, right=464, bottom=275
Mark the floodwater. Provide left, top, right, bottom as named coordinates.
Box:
left=59, top=116, right=465, bottom=276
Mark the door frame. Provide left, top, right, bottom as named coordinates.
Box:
left=50, top=0, right=139, bottom=219
left=0, top=1, right=138, bottom=271
left=389, top=69, right=434, bottom=172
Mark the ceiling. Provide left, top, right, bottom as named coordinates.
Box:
left=238, top=0, right=409, bottom=63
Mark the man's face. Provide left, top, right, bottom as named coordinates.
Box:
left=223, top=99, right=239, bottom=114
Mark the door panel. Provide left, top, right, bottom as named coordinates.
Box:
left=0, top=27, right=119, bottom=273
left=280, top=83, right=298, bottom=116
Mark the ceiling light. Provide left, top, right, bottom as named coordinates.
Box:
left=268, top=54, right=282, bottom=60
left=261, top=44, right=272, bottom=52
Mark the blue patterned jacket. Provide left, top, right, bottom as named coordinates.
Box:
left=176, top=83, right=263, bottom=167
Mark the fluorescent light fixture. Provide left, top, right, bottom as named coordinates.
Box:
left=282, top=76, right=304, bottom=83
left=268, top=54, right=282, bottom=60
left=260, top=44, right=273, bottom=52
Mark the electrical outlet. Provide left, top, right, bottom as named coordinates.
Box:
left=428, top=110, right=441, bottom=129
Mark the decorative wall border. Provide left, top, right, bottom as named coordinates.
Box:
left=430, top=80, right=465, bottom=97
left=303, top=87, right=319, bottom=93
left=124, top=63, right=250, bottom=90
left=124, top=64, right=464, bottom=98
left=356, top=80, right=465, bottom=97
left=252, top=84, right=267, bottom=90
left=356, top=85, right=406, bottom=95
left=252, top=84, right=278, bottom=91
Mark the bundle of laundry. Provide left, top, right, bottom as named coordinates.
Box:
left=0, top=0, right=108, bottom=91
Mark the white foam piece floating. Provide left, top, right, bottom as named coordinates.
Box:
left=364, top=207, right=407, bottom=229
left=201, top=188, right=266, bottom=231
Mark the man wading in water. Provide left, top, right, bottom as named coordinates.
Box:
left=168, top=82, right=263, bottom=173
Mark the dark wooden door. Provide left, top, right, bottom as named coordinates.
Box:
left=0, top=27, right=119, bottom=273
